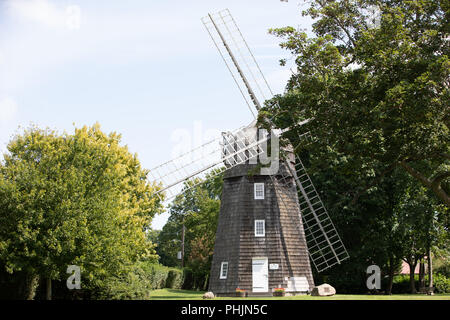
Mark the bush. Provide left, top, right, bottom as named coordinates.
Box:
left=435, top=264, right=450, bottom=278
left=166, top=269, right=183, bottom=289
left=146, top=263, right=167, bottom=289
left=391, top=273, right=450, bottom=294
left=434, top=274, right=450, bottom=293
left=99, top=263, right=153, bottom=299
left=391, top=274, right=415, bottom=294
left=98, top=262, right=184, bottom=299
left=392, top=274, right=432, bottom=294
left=181, top=267, right=208, bottom=291
left=139, top=262, right=184, bottom=290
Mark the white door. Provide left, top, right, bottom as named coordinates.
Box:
left=252, top=258, right=269, bottom=292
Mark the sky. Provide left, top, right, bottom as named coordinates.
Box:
left=0, top=0, right=313, bottom=230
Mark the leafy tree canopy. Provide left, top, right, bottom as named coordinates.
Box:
left=0, top=124, right=163, bottom=296
left=263, top=0, right=449, bottom=206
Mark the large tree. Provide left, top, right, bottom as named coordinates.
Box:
left=0, top=124, right=163, bottom=299
left=393, top=181, right=449, bottom=293
left=296, top=147, right=408, bottom=293
left=263, top=0, right=449, bottom=206
left=260, top=1, right=449, bottom=292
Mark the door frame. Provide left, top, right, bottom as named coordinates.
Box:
left=252, top=257, right=269, bottom=293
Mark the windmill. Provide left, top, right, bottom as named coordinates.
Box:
left=149, top=9, right=349, bottom=296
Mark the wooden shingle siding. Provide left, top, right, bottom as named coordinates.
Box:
left=209, top=163, right=314, bottom=296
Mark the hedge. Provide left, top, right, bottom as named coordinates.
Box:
left=182, top=267, right=209, bottom=291
left=166, top=269, right=183, bottom=289
left=434, top=274, right=450, bottom=293
left=391, top=274, right=450, bottom=294
left=99, top=262, right=183, bottom=299
left=435, top=264, right=450, bottom=278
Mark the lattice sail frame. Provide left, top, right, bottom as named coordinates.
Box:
left=271, top=141, right=349, bottom=272
left=149, top=122, right=272, bottom=200
left=202, top=9, right=273, bottom=117
left=291, top=156, right=350, bottom=271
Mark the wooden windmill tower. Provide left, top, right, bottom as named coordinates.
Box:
left=149, top=9, right=349, bottom=297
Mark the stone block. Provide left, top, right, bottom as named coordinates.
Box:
left=311, top=283, right=336, bottom=296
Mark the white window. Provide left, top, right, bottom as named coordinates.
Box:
left=254, top=183, right=265, bottom=199
left=255, top=220, right=265, bottom=237
left=220, top=262, right=228, bottom=279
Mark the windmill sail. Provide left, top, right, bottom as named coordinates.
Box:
left=279, top=154, right=349, bottom=272
left=202, top=9, right=273, bottom=117
left=149, top=122, right=308, bottom=201
left=149, top=123, right=265, bottom=200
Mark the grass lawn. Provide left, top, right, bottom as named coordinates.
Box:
left=149, top=289, right=450, bottom=300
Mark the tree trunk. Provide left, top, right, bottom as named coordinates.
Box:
left=386, top=262, right=394, bottom=295
left=23, top=274, right=39, bottom=300
left=399, top=161, right=450, bottom=207
left=428, top=248, right=433, bottom=294
left=408, top=262, right=417, bottom=294
left=46, top=278, right=52, bottom=300
left=418, top=260, right=425, bottom=292
left=385, top=255, right=397, bottom=295
left=181, top=221, right=185, bottom=268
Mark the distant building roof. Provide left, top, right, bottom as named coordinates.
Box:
left=400, top=261, right=426, bottom=274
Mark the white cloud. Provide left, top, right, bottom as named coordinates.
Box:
left=0, top=97, right=18, bottom=123
left=7, top=0, right=66, bottom=29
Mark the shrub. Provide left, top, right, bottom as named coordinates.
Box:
left=391, top=274, right=415, bottom=294
left=435, top=264, right=450, bottom=278
left=434, top=274, right=450, bottom=293
left=166, top=269, right=183, bottom=289
left=181, top=267, right=208, bottom=291
left=98, top=262, right=184, bottom=299
left=140, top=262, right=184, bottom=290
left=146, top=263, right=168, bottom=289
left=391, top=273, right=450, bottom=294
left=99, top=263, right=153, bottom=300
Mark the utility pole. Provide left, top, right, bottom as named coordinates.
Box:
left=428, top=247, right=434, bottom=295
left=181, top=216, right=185, bottom=268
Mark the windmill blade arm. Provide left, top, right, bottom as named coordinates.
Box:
left=149, top=124, right=271, bottom=201
left=288, top=156, right=349, bottom=272
left=202, top=9, right=274, bottom=118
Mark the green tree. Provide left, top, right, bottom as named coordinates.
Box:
left=147, top=229, right=161, bottom=250
left=291, top=147, right=448, bottom=294
left=0, top=124, right=163, bottom=299
left=393, top=182, right=449, bottom=293
left=299, top=149, right=407, bottom=293
left=156, top=219, right=183, bottom=268
left=156, top=170, right=223, bottom=289
left=264, top=0, right=449, bottom=206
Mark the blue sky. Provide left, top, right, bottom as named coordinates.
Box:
left=0, top=0, right=313, bottom=229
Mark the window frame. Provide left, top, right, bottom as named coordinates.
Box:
left=254, top=219, right=266, bottom=237
left=220, top=261, right=229, bottom=279
left=254, top=183, right=265, bottom=200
